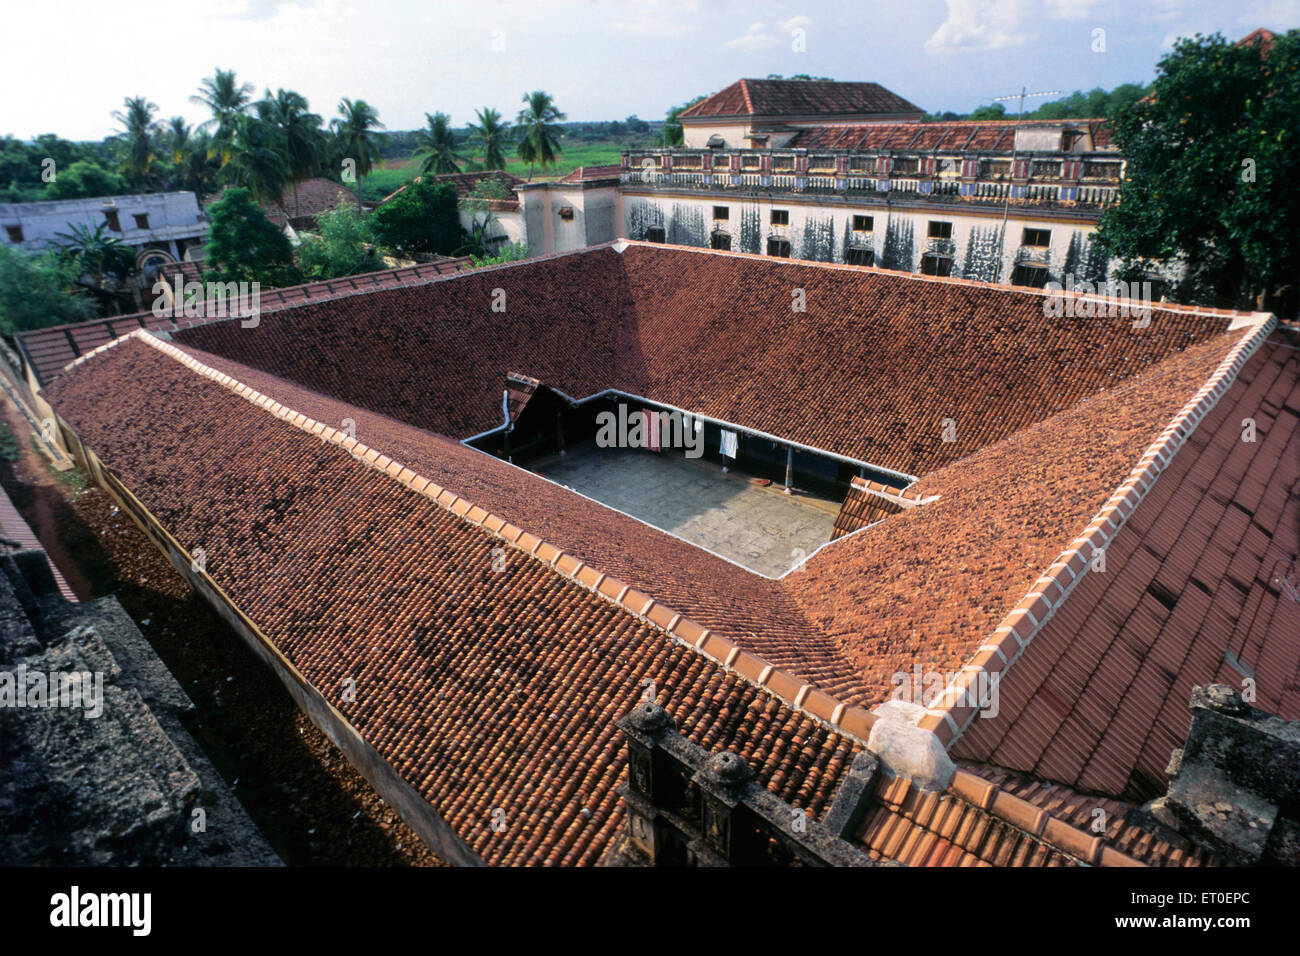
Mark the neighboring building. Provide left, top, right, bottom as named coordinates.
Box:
left=677, top=77, right=925, bottom=148
left=0, top=191, right=206, bottom=263
left=617, top=116, right=1123, bottom=288
left=32, top=241, right=1296, bottom=866
left=491, top=78, right=1128, bottom=289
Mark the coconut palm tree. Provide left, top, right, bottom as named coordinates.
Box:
left=259, top=89, right=324, bottom=218
left=191, top=68, right=255, bottom=163
left=411, top=111, right=460, bottom=175
left=166, top=117, right=192, bottom=164
left=53, top=221, right=136, bottom=315
left=330, top=98, right=386, bottom=182
left=516, top=91, right=566, bottom=180
left=112, top=96, right=159, bottom=189
left=469, top=107, right=510, bottom=171
left=219, top=113, right=289, bottom=210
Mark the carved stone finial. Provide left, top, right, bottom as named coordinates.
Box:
left=704, top=751, right=752, bottom=789
left=628, top=700, right=673, bottom=735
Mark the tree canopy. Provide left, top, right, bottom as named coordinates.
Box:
left=369, top=179, right=466, bottom=257
left=1097, top=30, right=1299, bottom=312
left=203, top=186, right=299, bottom=287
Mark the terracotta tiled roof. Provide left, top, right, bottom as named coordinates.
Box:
left=557, top=165, right=623, bottom=183
left=830, top=477, right=905, bottom=539
left=209, top=177, right=360, bottom=228
left=39, top=243, right=1292, bottom=864
left=43, top=333, right=861, bottom=865
left=1237, top=27, right=1278, bottom=56
left=15, top=257, right=470, bottom=386
left=172, top=243, right=1243, bottom=477
left=680, top=79, right=922, bottom=120
left=788, top=119, right=1113, bottom=152
left=951, top=333, right=1300, bottom=801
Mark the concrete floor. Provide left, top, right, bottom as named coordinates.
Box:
left=534, top=445, right=837, bottom=577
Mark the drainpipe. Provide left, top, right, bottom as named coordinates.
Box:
left=784, top=447, right=794, bottom=495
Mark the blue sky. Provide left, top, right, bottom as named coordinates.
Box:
left=7, top=0, right=1298, bottom=140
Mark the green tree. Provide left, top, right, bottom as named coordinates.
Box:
left=219, top=113, right=290, bottom=209
left=0, top=246, right=90, bottom=334
left=52, top=221, right=136, bottom=315
left=1097, top=30, right=1300, bottom=312
left=331, top=98, right=386, bottom=182
left=369, top=178, right=466, bottom=257
left=660, top=96, right=706, bottom=146
left=112, top=96, right=159, bottom=189
left=259, top=89, right=324, bottom=218
left=411, top=111, right=460, bottom=175
left=967, top=102, right=1007, bottom=121
left=469, top=107, right=509, bottom=170
left=191, top=68, right=255, bottom=162
left=45, top=161, right=129, bottom=199
left=515, top=91, right=566, bottom=180
left=204, top=186, right=299, bottom=287
left=296, top=203, right=382, bottom=280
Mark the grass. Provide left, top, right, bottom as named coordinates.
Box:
left=0, top=421, right=21, bottom=462
left=358, top=140, right=628, bottom=202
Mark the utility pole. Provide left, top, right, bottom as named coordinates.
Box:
left=991, top=88, right=1060, bottom=272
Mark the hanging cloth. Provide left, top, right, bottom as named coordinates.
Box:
left=719, top=429, right=738, bottom=459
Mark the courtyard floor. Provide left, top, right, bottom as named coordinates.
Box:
left=533, top=444, right=838, bottom=577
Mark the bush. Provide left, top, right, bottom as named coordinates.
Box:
left=369, top=179, right=466, bottom=257
left=203, top=187, right=300, bottom=288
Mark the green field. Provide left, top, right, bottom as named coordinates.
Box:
left=359, top=141, right=627, bottom=202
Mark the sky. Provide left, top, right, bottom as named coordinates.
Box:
left=4, top=0, right=1298, bottom=140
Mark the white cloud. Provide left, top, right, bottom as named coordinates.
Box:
left=777, top=14, right=815, bottom=32
left=612, top=15, right=695, bottom=36
left=925, top=0, right=1036, bottom=53
left=724, top=21, right=779, bottom=50
left=1044, top=0, right=1100, bottom=19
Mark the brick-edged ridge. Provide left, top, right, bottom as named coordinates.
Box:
left=938, top=769, right=1144, bottom=866
left=851, top=474, right=937, bottom=507
left=916, top=316, right=1279, bottom=746
left=99, top=330, right=879, bottom=747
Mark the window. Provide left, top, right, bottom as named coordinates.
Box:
left=644, top=226, right=666, bottom=243
left=845, top=247, right=874, bottom=267
left=103, top=209, right=121, bottom=232
left=713, top=206, right=729, bottom=221
left=133, top=213, right=150, bottom=229
left=1011, top=264, right=1049, bottom=288
left=770, top=209, right=789, bottom=226
left=921, top=254, right=953, bottom=277
left=1022, top=228, right=1051, bottom=248
left=852, top=215, right=873, bottom=232
left=1061, top=129, right=1085, bottom=151
left=892, top=157, right=919, bottom=175
left=773, top=155, right=795, bottom=173
left=927, top=220, right=952, bottom=240
left=767, top=238, right=792, bottom=258
left=711, top=232, right=732, bottom=251
left=4, top=225, right=22, bottom=243
left=558, top=206, right=574, bottom=220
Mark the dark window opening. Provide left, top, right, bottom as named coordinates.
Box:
left=767, top=238, right=792, bottom=258
left=852, top=215, right=873, bottom=232
left=1011, top=264, right=1049, bottom=288
left=713, top=205, right=729, bottom=221
left=644, top=226, right=666, bottom=243
left=845, top=247, right=874, bottom=267
left=711, top=232, right=732, bottom=251
left=4, top=225, right=22, bottom=243
left=558, top=206, right=574, bottom=220
left=1022, top=227, right=1051, bottom=248
left=921, top=254, right=952, bottom=277
left=1061, top=129, right=1085, bottom=151
left=770, top=209, right=789, bottom=226
left=103, top=209, right=121, bottom=232
left=133, top=213, right=150, bottom=229
left=927, top=220, right=952, bottom=240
